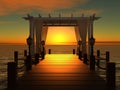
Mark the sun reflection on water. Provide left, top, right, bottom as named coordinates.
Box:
left=39, top=54, right=82, bottom=73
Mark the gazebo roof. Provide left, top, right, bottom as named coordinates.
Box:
left=23, top=14, right=100, bottom=26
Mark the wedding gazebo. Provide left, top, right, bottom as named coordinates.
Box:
left=24, top=14, right=100, bottom=57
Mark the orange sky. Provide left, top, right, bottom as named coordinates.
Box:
left=0, top=0, right=120, bottom=44
left=0, top=26, right=120, bottom=45
left=0, top=0, right=90, bottom=15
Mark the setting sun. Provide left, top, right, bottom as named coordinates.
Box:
left=46, top=26, right=77, bottom=45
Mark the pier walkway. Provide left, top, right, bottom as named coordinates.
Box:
left=16, top=54, right=107, bottom=90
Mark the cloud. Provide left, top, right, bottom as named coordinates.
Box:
left=0, top=0, right=90, bottom=15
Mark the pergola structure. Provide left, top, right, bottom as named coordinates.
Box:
left=24, top=14, right=100, bottom=57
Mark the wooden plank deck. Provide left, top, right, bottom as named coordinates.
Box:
left=16, top=54, right=107, bottom=90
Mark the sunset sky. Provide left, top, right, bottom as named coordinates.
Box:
left=0, top=0, right=120, bottom=44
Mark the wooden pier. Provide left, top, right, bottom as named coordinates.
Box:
left=14, top=54, right=108, bottom=90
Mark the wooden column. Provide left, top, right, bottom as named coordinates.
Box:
left=39, top=23, right=43, bottom=55
left=82, top=21, right=87, bottom=55
left=89, top=16, right=94, bottom=57
left=90, top=21, right=93, bottom=37
left=36, top=24, right=40, bottom=54
left=29, top=20, right=35, bottom=56
left=88, top=21, right=91, bottom=56
left=41, top=26, right=48, bottom=54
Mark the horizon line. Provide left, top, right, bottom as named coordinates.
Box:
left=0, top=41, right=120, bottom=45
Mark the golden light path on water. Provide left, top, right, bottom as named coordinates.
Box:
left=38, top=54, right=84, bottom=73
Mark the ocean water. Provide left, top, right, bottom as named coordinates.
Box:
left=0, top=43, right=120, bottom=89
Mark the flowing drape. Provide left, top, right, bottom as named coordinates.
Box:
left=78, top=21, right=87, bottom=55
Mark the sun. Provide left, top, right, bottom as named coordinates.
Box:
left=46, top=26, right=77, bottom=45
left=53, top=33, right=64, bottom=43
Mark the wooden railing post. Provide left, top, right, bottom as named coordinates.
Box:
left=7, top=62, right=17, bottom=89
left=83, top=53, right=88, bottom=64
left=106, top=51, right=110, bottom=62
left=106, top=51, right=110, bottom=69
left=90, top=55, right=95, bottom=71
left=25, top=55, right=32, bottom=71
left=35, top=53, right=39, bottom=64
left=48, top=49, right=51, bottom=54
left=41, top=51, right=45, bottom=60
left=73, top=49, right=75, bottom=54
left=24, top=50, right=27, bottom=57
left=14, top=51, right=18, bottom=68
left=79, top=50, right=82, bottom=60
left=96, top=50, right=100, bottom=67
left=14, top=51, right=18, bottom=80
left=106, top=62, right=116, bottom=89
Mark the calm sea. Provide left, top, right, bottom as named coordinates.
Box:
left=0, top=43, right=120, bottom=89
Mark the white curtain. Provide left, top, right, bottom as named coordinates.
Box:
left=41, top=26, right=48, bottom=43
left=36, top=24, right=42, bottom=54
left=75, top=26, right=81, bottom=42
left=78, top=21, right=87, bottom=54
